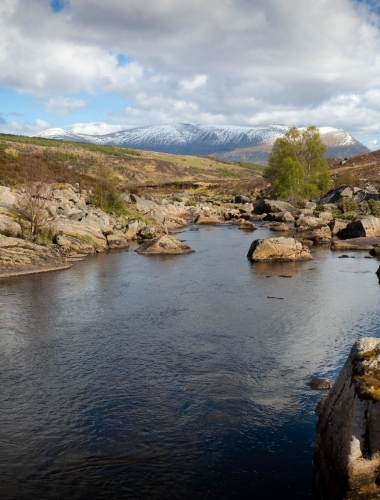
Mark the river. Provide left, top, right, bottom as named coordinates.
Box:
left=1, top=225, right=379, bottom=499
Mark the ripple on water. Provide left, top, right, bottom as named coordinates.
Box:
left=0, top=227, right=379, bottom=499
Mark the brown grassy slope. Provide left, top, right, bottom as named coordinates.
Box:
left=0, top=150, right=97, bottom=189
left=0, top=137, right=265, bottom=191
left=328, top=149, right=380, bottom=188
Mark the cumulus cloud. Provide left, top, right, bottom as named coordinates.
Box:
left=44, top=96, right=87, bottom=116
left=69, top=122, right=124, bottom=135
left=0, top=118, right=51, bottom=136
left=1, top=0, right=380, bottom=144
left=180, top=75, right=208, bottom=92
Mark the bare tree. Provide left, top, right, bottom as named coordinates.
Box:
left=16, top=159, right=52, bottom=237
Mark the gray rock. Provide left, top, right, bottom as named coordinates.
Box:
left=256, top=199, right=295, bottom=214
left=138, top=226, right=156, bottom=239
left=135, top=235, right=195, bottom=255
left=344, top=216, right=380, bottom=238
left=0, top=214, right=22, bottom=237
left=314, top=338, right=380, bottom=500
left=306, top=378, right=334, bottom=390
left=247, top=237, right=313, bottom=261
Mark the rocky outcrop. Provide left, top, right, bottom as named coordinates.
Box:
left=238, top=221, right=257, bottom=231
left=135, top=235, right=195, bottom=255
left=294, top=225, right=332, bottom=243
left=331, top=237, right=380, bottom=251
left=329, top=219, right=349, bottom=236
left=255, top=199, right=295, bottom=214
left=0, top=234, right=68, bottom=275
left=314, top=338, right=380, bottom=500
left=314, top=185, right=380, bottom=205
left=247, top=237, right=313, bottom=261
left=343, top=216, right=380, bottom=238
left=269, top=223, right=289, bottom=232
left=194, top=214, right=224, bottom=225
left=0, top=214, right=22, bottom=237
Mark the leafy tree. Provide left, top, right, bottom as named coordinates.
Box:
left=92, top=163, right=125, bottom=214
left=268, top=126, right=331, bottom=198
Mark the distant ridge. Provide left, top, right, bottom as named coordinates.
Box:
left=36, top=124, right=370, bottom=164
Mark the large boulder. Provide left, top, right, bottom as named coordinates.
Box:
left=343, top=216, right=380, bottom=238
left=247, top=237, right=313, bottom=261
left=54, top=234, right=95, bottom=254
left=135, top=235, right=195, bottom=255
left=331, top=237, right=380, bottom=251
left=314, top=338, right=380, bottom=500
left=294, top=225, right=332, bottom=243
left=255, top=199, right=295, bottom=214
left=294, top=216, right=325, bottom=228
left=0, top=214, right=22, bottom=237
left=328, top=219, right=349, bottom=236
left=194, top=214, right=223, bottom=225
left=0, top=234, right=66, bottom=274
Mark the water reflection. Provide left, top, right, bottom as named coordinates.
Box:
left=0, top=226, right=379, bottom=499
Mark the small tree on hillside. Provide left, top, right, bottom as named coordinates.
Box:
left=268, top=126, right=331, bottom=198
left=16, top=159, right=51, bottom=236
left=92, top=163, right=125, bottom=214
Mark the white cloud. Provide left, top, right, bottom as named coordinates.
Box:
left=180, top=75, right=208, bottom=91
left=0, top=118, right=51, bottom=136
left=44, top=96, right=87, bottom=116
left=1, top=0, right=380, bottom=144
left=69, top=122, right=124, bottom=135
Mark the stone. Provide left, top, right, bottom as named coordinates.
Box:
left=294, top=216, right=325, bottom=228
left=314, top=338, right=380, bottom=500
left=0, top=234, right=65, bottom=272
left=275, top=211, right=295, bottom=223
left=247, top=237, right=313, bottom=262
left=331, top=237, right=380, bottom=251
left=235, top=195, right=250, bottom=204
left=269, top=223, right=289, bottom=232
left=294, top=225, right=332, bottom=243
left=135, top=235, right=195, bottom=255
left=318, top=211, right=333, bottom=221
left=124, top=220, right=139, bottom=239
left=194, top=214, right=223, bottom=224
left=54, top=234, right=95, bottom=254
left=0, top=214, right=22, bottom=237
left=137, top=226, right=156, bottom=239
left=106, top=234, right=130, bottom=249
left=238, top=221, right=257, bottom=231
left=256, top=199, right=295, bottom=214
left=344, top=216, right=380, bottom=238
left=306, top=378, right=334, bottom=390
left=328, top=219, right=349, bottom=236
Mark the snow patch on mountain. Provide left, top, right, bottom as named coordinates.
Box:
left=35, top=123, right=368, bottom=159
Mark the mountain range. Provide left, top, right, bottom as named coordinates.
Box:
left=36, top=124, right=370, bottom=164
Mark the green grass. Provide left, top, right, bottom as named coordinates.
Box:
left=236, top=161, right=267, bottom=174
left=217, top=166, right=241, bottom=178
left=44, top=150, right=79, bottom=163
left=0, top=133, right=141, bottom=157
left=124, top=208, right=151, bottom=225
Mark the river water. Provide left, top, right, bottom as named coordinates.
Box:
left=1, top=225, right=379, bottom=500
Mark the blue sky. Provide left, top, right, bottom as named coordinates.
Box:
left=1, top=0, right=380, bottom=149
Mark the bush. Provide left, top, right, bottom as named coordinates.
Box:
left=368, top=199, right=380, bottom=217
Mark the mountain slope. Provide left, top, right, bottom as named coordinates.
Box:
left=36, top=124, right=369, bottom=163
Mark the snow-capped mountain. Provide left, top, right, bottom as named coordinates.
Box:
left=36, top=124, right=369, bottom=163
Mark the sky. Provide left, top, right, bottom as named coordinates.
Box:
left=1, top=0, right=380, bottom=149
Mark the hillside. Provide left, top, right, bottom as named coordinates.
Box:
left=0, top=133, right=265, bottom=193
left=328, top=149, right=380, bottom=188
left=36, top=124, right=369, bottom=164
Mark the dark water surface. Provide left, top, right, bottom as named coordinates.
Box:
left=1, top=225, right=380, bottom=500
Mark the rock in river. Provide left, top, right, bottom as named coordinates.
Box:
left=135, top=235, right=195, bottom=255
left=247, top=237, right=313, bottom=262
left=314, top=337, right=380, bottom=499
